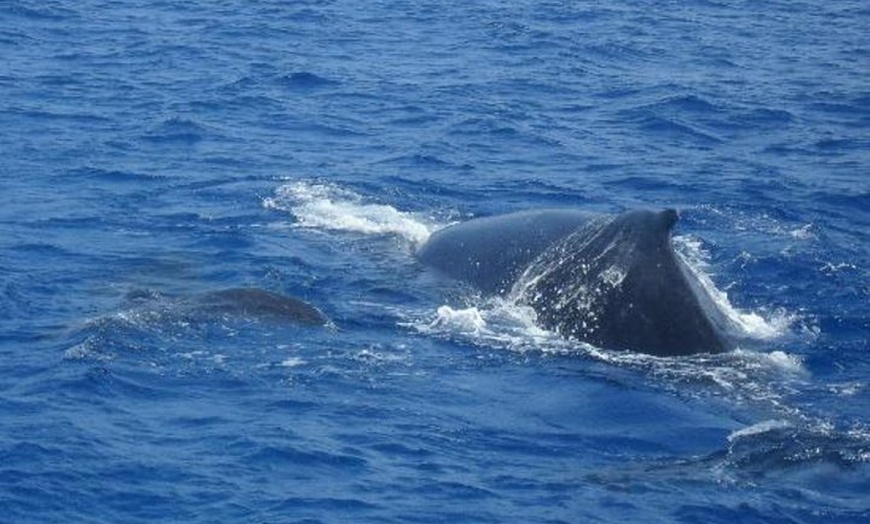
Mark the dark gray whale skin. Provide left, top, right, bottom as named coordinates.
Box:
left=189, top=288, right=328, bottom=326
left=417, top=209, right=729, bottom=357
left=125, top=287, right=329, bottom=326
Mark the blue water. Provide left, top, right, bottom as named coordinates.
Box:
left=2, top=0, right=868, bottom=522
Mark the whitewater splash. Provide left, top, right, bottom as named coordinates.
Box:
left=721, top=417, right=870, bottom=476
left=416, top=299, right=804, bottom=369
left=261, top=180, right=818, bottom=432
left=673, top=235, right=797, bottom=341
left=266, top=180, right=795, bottom=356
left=415, top=226, right=804, bottom=398
left=263, top=180, right=436, bottom=245
left=415, top=299, right=573, bottom=354
left=417, top=240, right=794, bottom=359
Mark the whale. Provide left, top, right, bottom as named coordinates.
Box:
left=187, top=288, right=329, bottom=326
left=416, top=209, right=731, bottom=356
left=124, top=287, right=329, bottom=326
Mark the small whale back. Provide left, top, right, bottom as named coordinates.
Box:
left=190, top=288, right=329, bottom=326
left=125, top=287, right=329, bottom=327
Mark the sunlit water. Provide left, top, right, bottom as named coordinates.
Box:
left=1, top=1, right=868, bottom=522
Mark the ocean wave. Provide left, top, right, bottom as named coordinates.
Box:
left=723, top=418, right=870, bottom=474
left=673, top=234, right=798, bottom=341
left=263, top=180, right=437, bottom=245
left=281, top=71, right=339, bottom=90
left=272, top=181, right=807, bottom=414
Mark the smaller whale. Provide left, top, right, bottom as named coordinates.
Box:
left=187, top=288, right=329, bottom=326
left=125, top=287, right=329, bottom=326
left=417, top=208, right=731, bottom=356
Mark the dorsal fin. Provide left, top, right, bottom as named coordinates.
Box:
left=517, top=208, right=726, bottom=355
left=658, top=208, right=679, bottom=233
left=606, top=209, right=679, bottom=252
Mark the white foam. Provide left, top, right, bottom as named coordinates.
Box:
left=828, top=382, right=865, bottom=397
left=673, top=235, right=796, bottom=341
left=353, top=348, right=410, bottom=365
left=262, top=184, right=808, bottom=411
left=280, top=357, right=306, bottom=368
left=263, top=181, right=436, bottom=244
left=428, top=305, right=488, bottom=335
left=759, top=350, right=805, bottom=374
left=727, top=419, right=793, bottom=442
left=821, top=261, right=857, bottom=274
left=789, top=224, right=817, bottom=240
left=412, top=298, right=571, bottom=354
left=64, top=341, right=111, bottom=361
left=409, top=294, right=810, bottom=418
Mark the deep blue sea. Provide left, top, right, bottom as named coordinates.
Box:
left=1, top=1, right=868, bottom=522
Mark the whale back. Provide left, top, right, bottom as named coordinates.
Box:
left=190, top=288, right=329, bottom=326
left=513, top=209, right=727, bottom=355
left=417, top=209, right=597, bottom=294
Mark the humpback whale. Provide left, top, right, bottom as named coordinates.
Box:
left=188, top=288, right=328, bottom=326
left=416, top=209, right=730, bottom=356
left=125, top=287, right=329, bottom=326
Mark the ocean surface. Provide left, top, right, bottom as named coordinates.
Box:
left=1, top=1, right=868, bottom=522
